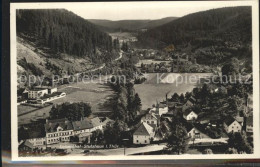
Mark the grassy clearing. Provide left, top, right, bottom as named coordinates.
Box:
left=18, top=77, right=115, bottom=125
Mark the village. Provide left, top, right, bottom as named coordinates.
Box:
left=18, top=74, right=253, bottom=156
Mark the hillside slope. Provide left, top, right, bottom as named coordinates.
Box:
left=17, top=37, right=95, bottom=77
left=17, top=9, right=116, bottom=63
left=138, top=7, right=252, bottom=65
left=88, top=17, right=178, bottom=32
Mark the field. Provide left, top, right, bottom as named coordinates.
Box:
left=134, top=73, right=212, bottom=109
left=18, top=76, right=114, bottom=125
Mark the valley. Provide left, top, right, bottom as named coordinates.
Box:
left=16, top=6, right=254, bottom=157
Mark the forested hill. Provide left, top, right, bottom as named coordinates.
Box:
left=16, top=9, right=114, bottom=61
left=88, top=17, right=178, bottom=32
left=138, top=7, right=252, bottom=65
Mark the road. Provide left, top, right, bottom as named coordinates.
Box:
left=96, top=144, right=166, bottom=155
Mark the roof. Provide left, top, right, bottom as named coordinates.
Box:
left=20, top=140, right=34, bottom=149
left=27, top=126, right=45, bottom=139
left=72, top=118, right=93, bottom=131
left=133, top=122, right=154, bottom=136
left=157, top=103, right=167, bottom=108
left=143, top=113, right=158, bottom=120
left=101, top=117, right=113, bottom=126
left=91, top=117, right=102, bottom=127
left=45, top=118, right=74, bottom=133
left=235, top=116, right=244, bottom=123
left=188, top=96, right=196, bottom=104
left=30, top=87, right=48, bottom=91
left=184, top=123, right=194, bottom=132
left=183, top=109, right=196, bottom=117
left=223, top=116, right=237, bottom=126
left=247, top=116, right=253, bottom=126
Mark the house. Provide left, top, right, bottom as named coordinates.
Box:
left=19, top=140, right=34, bottom=152
left=183, top=109, right=198, bottom=121
left=182, top=97, right=196, bottom=111
left=78, top=132, right=92, bottom=143
left=246, top=115, right=253, bottom=133
left=156, top=103, right=168, bottom=116
left=28, top=88, right=49, bottom=99
left=26, top=127, right=46, bottom=147
left=187, top=126, right=211, bottom=140
left=223, top=117, right=242, bottom=133
left=48, top=87, right=58, bottom=94
left=72, top=118, right=94, bottom=135
left=133, top=122, right=155, bottom=144
left=90, top=117, right=103, bottom=131
left=45, top=118, right=74, bottom=145
left=141, top=112, right=159, bottom=127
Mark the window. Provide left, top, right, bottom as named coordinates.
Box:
left=151, top=121, right=154, bottom=124
left=145, top=140, right=147, bottom=143
left=136, top=140, right=138, bottom=143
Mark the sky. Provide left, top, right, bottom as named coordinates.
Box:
left=63, top=1, right=251, bottom=21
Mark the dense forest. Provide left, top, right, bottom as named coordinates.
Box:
left=138, top=7, right=252, bottom=66
left=16, top=9, right=114, bottom=62
left=88, top=17, right=178, bottom=32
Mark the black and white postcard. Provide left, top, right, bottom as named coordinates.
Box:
left=10, top=1, right=260, bottom=161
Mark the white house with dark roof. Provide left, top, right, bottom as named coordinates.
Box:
left=187, top=126, right=210, bottom=139
left=157, top=103, right=168, bottom=116
left=223, top=117, right=242, bottom=133
left=183, top=109, right=198, bottom=121
left=133, top=122, right=155, bottom=144
left=45, top=118, right=74, bottom=144
left=141, top=112, right=159, bottom=127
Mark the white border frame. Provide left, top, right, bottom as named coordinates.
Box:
left=10, top=1, right=260, bottom=161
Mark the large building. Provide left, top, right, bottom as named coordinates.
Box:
left=28, top=88, right=48, bottom=99
left=133, top=122, right=155, bottom=145
left=44, top=118, right=74, bottom=144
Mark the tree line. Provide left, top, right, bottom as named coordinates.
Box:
left=16, top=9, right=115, bottom=63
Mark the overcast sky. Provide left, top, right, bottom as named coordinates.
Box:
left=64, top=1, right=250, bottom=20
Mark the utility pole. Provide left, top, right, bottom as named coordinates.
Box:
left=122, top=139, right=129, bottom=156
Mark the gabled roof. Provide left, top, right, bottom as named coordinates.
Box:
left=72, top=118, right=93, bottom=131
left=223, top=116, right=237, bottom=126
left=45, top=118, right=73, bottom=133
left=183, top=109, right=196, bottom=117
left=20, top=140, right=34, bottom=149
left=188, top=96, right=196, bottom=104
left=91, top=117, right=102, bottom=127
left=184, top=122, right=194, bottom=133
left=158, top=103, right=167, bottom=108
left=133, top=122, right=153, bottom=136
